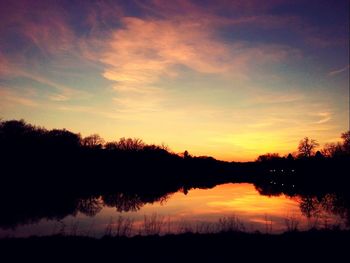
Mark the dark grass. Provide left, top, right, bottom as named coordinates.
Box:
left=1, top=230, right=349, bottom=262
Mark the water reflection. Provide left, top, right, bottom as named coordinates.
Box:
left=299, top=194, right=350, bottom=227
left=0, top=181, right=349, bottom=237
left=102, top=192, right=170, bottom=212
left=254, top=180, right=350, bottom=228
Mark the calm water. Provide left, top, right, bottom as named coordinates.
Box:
left=0, top=183, right=346, bottom=237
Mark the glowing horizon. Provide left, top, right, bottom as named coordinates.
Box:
left=0, top=0, right=349, bottom=161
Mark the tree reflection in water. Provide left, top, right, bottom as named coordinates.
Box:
left=1, top=180, right=349, bottom=233
left=254, top=181, right=350, bottom=228
left=299, top=194, right=350, bottom=227
left=0, top=188, right=175, bottom=229
left=77, top=197, right=103, bottom=217
left=102, top=192, right=170, bottom=212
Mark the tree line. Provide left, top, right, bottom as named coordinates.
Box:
left=0, top=119, right=169, bottom=153
left=0, top=119, right=349, bottom=229
left=2, top=118, right=349, bottom=161
left=1, top=118, right=349, bottom=193
left=257, top=132, right=350, bottom=162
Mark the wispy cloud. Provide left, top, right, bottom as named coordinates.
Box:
left=328, top=65, right=349, bottom=76
left=0, top=86, right=38, bottom=108
left=313, top=112, right=332, bottom=124
left=97, top=15, right=300, bottom=114
left=245, top=90, right=304, bottom=105
left=0, top=58, right=90, bottom=102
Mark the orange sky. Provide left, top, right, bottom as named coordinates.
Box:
left=0, top=0, right=349, bottom=161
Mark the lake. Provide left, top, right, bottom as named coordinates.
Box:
left=0, top=182, right=347, bottom=237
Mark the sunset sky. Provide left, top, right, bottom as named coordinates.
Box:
left=0, top=0, right=349, bottom=161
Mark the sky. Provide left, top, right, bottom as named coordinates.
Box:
left=0, top=0, right=349, bottom=161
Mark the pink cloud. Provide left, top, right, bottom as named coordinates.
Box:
left=1, top=1, right=76, bottom=55
left=89, top=12, right=302, bottom=115
left=133, top=0, right=345, bottom=49
left=135, top=0, right=287, bottom=18
left=100, top=16, right=299, bottom=83
left=0, top=86, right=38, bottom=108
left=328, top=65, right=349, bottom=76
left=0, top=49, right=90, bottom=102
left=0, top=1, right=94, bottom=103
left=23, top=21, right=75, bottom=55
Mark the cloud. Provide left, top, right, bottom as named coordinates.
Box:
left=0, top=15, right=93, bottom=103
left=0, top=0, right=76, bottom=56
left=0, top=86, right=38, bottom=108
left=0, top=1, right=99, bottom=103
left=97, top=15, right=300, bottom=114
left=314, top=112, right=332, bottom=124
left=245, top=89, right=304, bottom=105
left=23, top=20, right=75, bottom=56
left=20, top=72, right=86, bottom=101
left=0, top=0, right=313, bottom=114
left=328, top=65, right=349, bottom=76
left=101, top=16, right=232, bottom=77
left=0, top=58, right=90, bottom=102
left=136, top=0, right=287, bottom=17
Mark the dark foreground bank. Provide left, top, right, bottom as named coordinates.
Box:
left=1, top=230, right=349, bottom=262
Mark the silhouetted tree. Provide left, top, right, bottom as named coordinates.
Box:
left=0, top=119, right=37, bottom=148
left=314, top=151, right=324, bottom=159
left=105, top=141, right=119, bottom=150
left=341, top=130, right=350, bottom=154
left=160, top=143, right=169, bottom=151
left=257, top=153, right=281, bottom=162
left=77, top=197, right=103, bottom=217
left=102, top=193, right=144, bottom=212
left=183, top=150, right=191, bottom=159
left=297, top=137, right=319, bottom=158
left=117, top=137, right=144, bottom=151
left=299, top=196, right=320, bottom=218
left=82, top=134, right=104, bottom=148
left=286, top=153, right=294, bottom=161
left=321, top=142, right=343, bottom=158
left=47, top=129, right=81, bottom=149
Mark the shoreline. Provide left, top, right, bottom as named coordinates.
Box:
left=1, top=229, right=349, bottom=262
